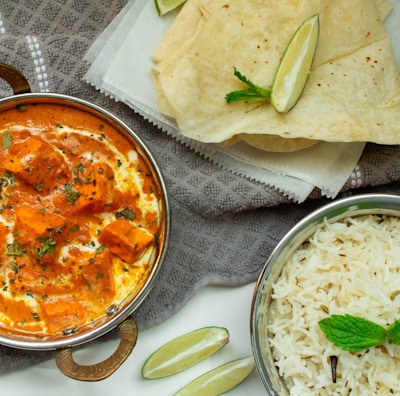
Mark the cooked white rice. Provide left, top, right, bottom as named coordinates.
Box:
left=268, top=214, right=400, bottom=395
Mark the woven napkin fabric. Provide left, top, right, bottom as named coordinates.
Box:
left=0, top=0, right=400, bottom=373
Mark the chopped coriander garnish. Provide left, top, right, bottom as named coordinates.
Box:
left=74, top=163, right=85, bottom=174
left=34, top=182, right=44, bottom=192
left=2, top=171, right=13, bottom=184
left=10, top=262, right=19, bottom=273
left=7, top=240, right=25, bottom=257
left=64, top=183, right=81, bottom=205
left=96, top=245, right=105, bottom=254
left=116, top=208, right=135, bottom=221
left=36, top=236, right=57, bottom=257
left=2, top=132, right=12, bottom=150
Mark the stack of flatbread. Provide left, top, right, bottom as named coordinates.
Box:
left=151, top=0, right=400, bottom=152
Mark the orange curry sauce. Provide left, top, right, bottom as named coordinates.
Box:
left=0, top=102, right=162, bottom=338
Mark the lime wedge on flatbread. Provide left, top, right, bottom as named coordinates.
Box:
left=271, top=14, right=319, bottom=113
left=154, top=0, right=186, bottom=16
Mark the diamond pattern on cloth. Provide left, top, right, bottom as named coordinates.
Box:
left=0, top=0, right=400, bottom=373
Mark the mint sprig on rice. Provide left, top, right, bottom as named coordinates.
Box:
left=319, top=314, right=400, bottom=352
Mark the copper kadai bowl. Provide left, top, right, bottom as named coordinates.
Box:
left=0, top=64, right=170, bottom=381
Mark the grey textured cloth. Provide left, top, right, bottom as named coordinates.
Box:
left=0, top=0, right=400, bottom=373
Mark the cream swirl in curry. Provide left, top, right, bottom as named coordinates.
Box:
left=0, top=103, right=162, bottom=338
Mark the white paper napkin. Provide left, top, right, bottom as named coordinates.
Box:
left=84, top=0, right=398, bottom=202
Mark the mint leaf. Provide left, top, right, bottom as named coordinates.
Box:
left=318, top=314, right=386, bottom=352
left=387, top=320, right=400, bottom=345
left=225, top=67, right=271, bottom=104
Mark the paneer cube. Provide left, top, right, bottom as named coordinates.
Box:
left=14, top=204, right=65, bottom=247
left=65, top=162, right=116, bottom=215
left=2, top=136, right=69, bottom=192
left=39, top=297, right=86, bottom=334
left=99, top=219, right=154, bottom=263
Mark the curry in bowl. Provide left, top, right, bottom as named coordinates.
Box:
left=0, top=101, right=165, bottom=342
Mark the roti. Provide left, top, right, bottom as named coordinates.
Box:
left=151, top=0, right=400, bottom=152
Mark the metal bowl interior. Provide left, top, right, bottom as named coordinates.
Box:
left=250, top=193, right=400, bottom=395
left=0, top=93, right=170, bottom=350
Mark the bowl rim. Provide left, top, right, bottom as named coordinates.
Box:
left=250, top=192, right=400, bottom=394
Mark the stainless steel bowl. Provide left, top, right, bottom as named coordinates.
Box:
left=0, top=63, right=170, bottom=381
left=250, top=193, right=400, bottom=395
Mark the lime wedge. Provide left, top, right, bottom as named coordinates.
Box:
left=154, top=0, right=186, bottom=16
left=271, top=13, right=320, bottom=113
left=173, top=356, right=256, bottom=396
left=141, top=326, right=230, bottom=379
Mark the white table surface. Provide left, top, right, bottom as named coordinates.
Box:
left=0, top=282, right=267, bottom=395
